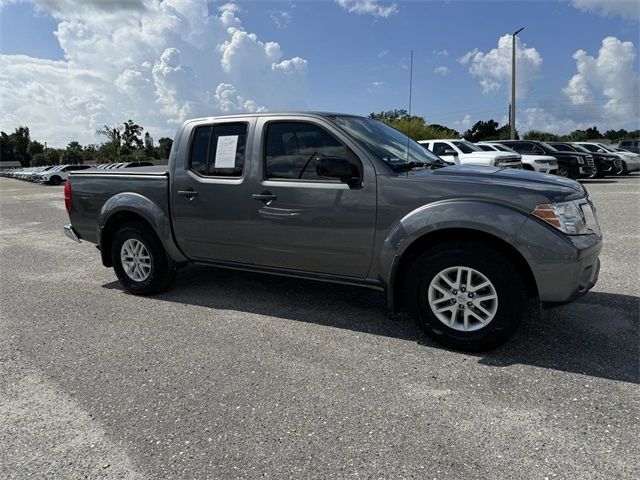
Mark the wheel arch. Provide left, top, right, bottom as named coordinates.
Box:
left=389, top=228, right=539, bottom=311
left=98, top=193, right=188, bottom=268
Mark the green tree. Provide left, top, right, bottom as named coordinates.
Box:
left=38, top=148, right=60, bottom=165
left=523, top=130, right=560, bottom=141
left=27, top=140, right=45, bottom=158
left=463, top=120, right=499, bottom=142
left=6, top=126, right=32, bottom=167
left=96, top=124, right=122, bottom=156
left=157, top=137, right=173, bottom=160
left=82, top=144, right=99, bottom=164
left=368, top=110, right=459, bottom=141
left=62, top=141, right=83, bottom=164
left=0, top=132, right=16, bottom=164
left=122, top=120, right=144, bottom=150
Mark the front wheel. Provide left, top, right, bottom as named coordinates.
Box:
left=557, top=164, right=569, bottom=178
left=616, top=161, right=628, bottom=176
left=111, top=221, right=176, bottom=295
left=406, top=242, right=527, bottom=351
left=49, top=176, right=62, bottom=185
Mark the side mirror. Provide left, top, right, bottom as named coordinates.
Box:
left=443, top=149, right=458, bottom=156
left=316, top=156, right=360, bottom=182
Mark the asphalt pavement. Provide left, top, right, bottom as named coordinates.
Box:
left=0, top=175, right=638, bottom=479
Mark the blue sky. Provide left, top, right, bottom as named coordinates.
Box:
left=0, top=0, right=638, bottom=146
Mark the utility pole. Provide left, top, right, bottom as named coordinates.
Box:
left=511, top=27, right=524, bottom=140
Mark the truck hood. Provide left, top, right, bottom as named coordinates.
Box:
left=459, top=151, right=502, bottom=160
left=403, top=164, right=586, bottom=207
left=431, top=164, right=583, bottom=191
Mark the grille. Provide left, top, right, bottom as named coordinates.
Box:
left=586, top=156, right=595, bottom=168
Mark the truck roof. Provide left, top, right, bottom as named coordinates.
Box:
left=184, top=111, right=359, bottom=123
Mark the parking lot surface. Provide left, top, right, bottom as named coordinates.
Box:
left=0, top=175, right=638, bottom=479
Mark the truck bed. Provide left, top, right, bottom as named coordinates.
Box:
left=68, top=167, right=169, bottom=244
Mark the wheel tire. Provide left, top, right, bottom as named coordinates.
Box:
left=111, top=221, right=176, bottom=295
left=616, top=161, right=628, bottom=176
left=557, top=164, right=569, bottom=178
left=406, top=242, right=527, bottom=352
left=50, top=176, right=62, bottom=185
left=590, top=164, right=602, bottom=179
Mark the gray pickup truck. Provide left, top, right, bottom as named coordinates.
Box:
left=64, top=112, right=602, bottom=351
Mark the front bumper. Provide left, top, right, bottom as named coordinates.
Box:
left=64, top=223, right=81, bottom=243
left=512, top=218, right=602, bottom=303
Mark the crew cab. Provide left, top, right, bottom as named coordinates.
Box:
left=476, top=142, right=558, bottom=174
left=491, top=140, right=594, bottom=179
left=418, top=139, right=522, bottom=168
left=64, top=112, right=602, bottom=351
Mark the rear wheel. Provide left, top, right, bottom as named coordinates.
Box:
left=406, top=242, right=527, bottom=351
left=111, top=221, right=175, bottom=295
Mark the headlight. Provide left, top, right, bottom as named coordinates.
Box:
left=576, top=156, right=585, bottom=164
left=532, top=199, right=600, bottom=236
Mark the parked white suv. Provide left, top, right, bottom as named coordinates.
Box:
left=38, top=164, right=94, bottom=185
left=575, top=142, right=640, bottom=175
left=477, top=142, right=558, bottom=174
left=419, top=139, right=522, bottom=168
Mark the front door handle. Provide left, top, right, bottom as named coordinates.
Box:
left=252, top=192, right=277, bottom=203
left=178, top=189, right=199, bottom=200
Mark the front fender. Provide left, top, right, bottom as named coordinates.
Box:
left=98, top=192, right=187, bottom=265
left=379, top=200, right=529, bottom=297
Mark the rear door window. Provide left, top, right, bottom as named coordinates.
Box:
left=189, top=123, right=247, bottom=177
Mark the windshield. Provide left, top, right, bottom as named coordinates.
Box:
left=552, top=143, right=576, bottom=152
left=539, top=142, right=558, bottom=152
left=569, top=144, right=590, bottom=153
left=452, top=140, right=481, bottom=153
left=476, top=144, right=495, bottom=151
left=493, top=144, right=517, bottom=153
left=329, top=116, right=442, bottom=170
left=579, top=143, right=598, bottom=152
left=598, top=144, right=617, bottom=153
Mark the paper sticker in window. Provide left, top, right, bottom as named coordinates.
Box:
left=214, top=135, right=239, bottom=168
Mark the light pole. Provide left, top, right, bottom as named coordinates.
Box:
left=511, top=27, right=524, bottom=140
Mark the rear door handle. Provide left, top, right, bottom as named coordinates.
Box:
left=177, top=189, right=199, bottom=200
left=252, top=192, right=277, bottom=203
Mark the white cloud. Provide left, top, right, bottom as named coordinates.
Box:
left=571, top=0, right=640, bottom=20
left=452, top=114, right=472, bottom=131
left=434, top=66, right=450, bottom=76
left=270, top=9, right=292, bottom=29
left=434, top=49, right=449, bottom=57
left=366, top=80, right=384, bottom=93
left=459, top=35, right=542, bottom=99
left=562, top=36, right=639, bottom=126
left=0, top=0, right=308, bottom=145
left=336, top=0, right=398, bottom=18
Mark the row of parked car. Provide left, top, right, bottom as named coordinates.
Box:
left=1, top=161, right=155, bottom=185
left=418, top=139, right=640, bottom=179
